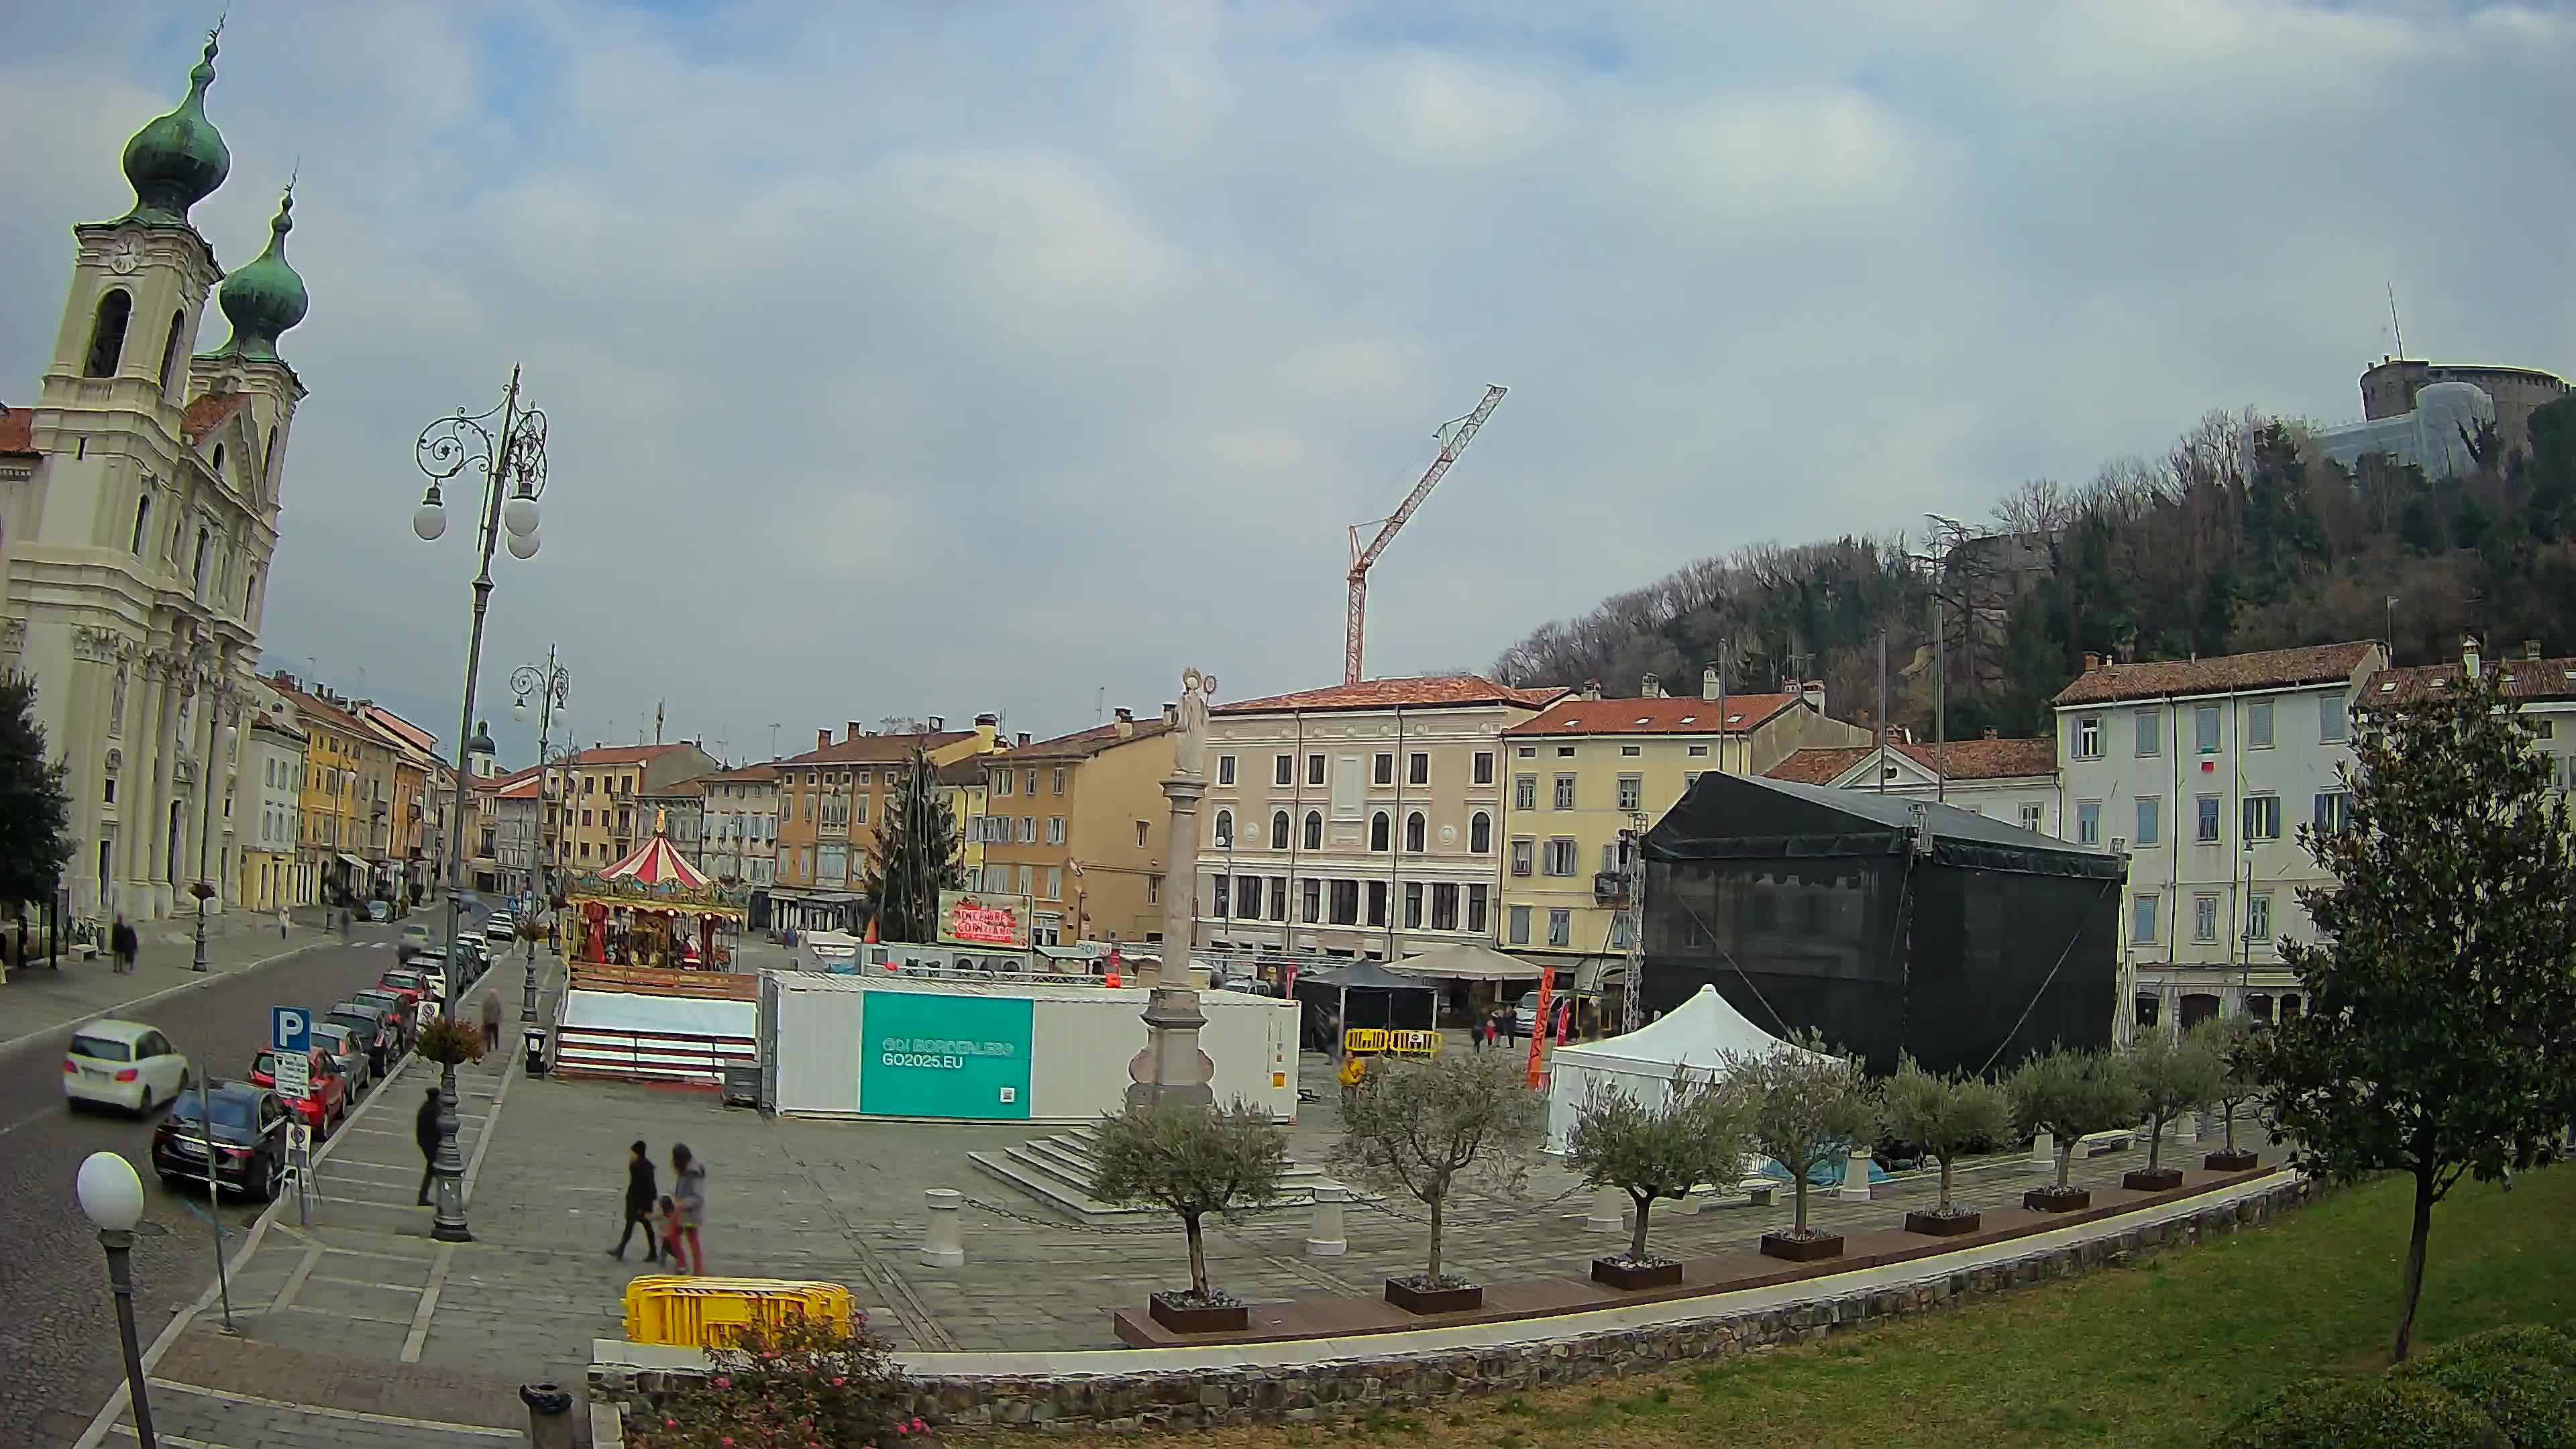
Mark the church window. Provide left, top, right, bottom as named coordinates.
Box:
left=211, top=443, right=225, bottom=481
left=157, top=311, right=186, bottom=395
left=85, top=290, right=132, bottom=377
left=129, top=495, right=152, bottom=555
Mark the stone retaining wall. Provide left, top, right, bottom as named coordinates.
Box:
left=592, top=1177, right=2315, bottom=1434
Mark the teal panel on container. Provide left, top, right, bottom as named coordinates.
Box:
left=859, top=991, right=1034, bottom=1120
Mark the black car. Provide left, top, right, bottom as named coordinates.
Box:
left=150, top=1082, right=290, bottom=1200
left=329, top=1002, right=400, bottom=1076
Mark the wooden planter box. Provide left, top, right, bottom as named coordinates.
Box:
left=2204, top=1150, right=2260, bottom=1172
left=1591, top=1256, right=1684, bottom=1291
left=1904, top=1209, right=1982, bottom=1237
left=1383, top=1278, right=1483, bottom=1315
left=1146, top=1293, right=1248, bottom=1334
left=2123, top=1167, right=2186, bottom=1192
left=2024, top=1186, right=2092, bottom=1213
left=1760, top=1230, right=1845, bottom=1263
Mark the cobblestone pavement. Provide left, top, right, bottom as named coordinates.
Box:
left=0, top=915, right=441, bottom=1446
left=87, top=971, right=2282, bottom=1443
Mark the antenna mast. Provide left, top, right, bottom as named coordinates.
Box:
left=2387, top=283, right=2405, bottom=358
left=1344, top=384, right=1507, bottom=686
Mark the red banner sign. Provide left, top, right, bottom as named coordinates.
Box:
left=937, top=890, right=1030, bottom=949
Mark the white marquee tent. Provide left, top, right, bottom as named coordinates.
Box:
left=1544, top=983, right=1840, bottom=1153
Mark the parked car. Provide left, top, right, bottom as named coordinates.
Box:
left=484, top=910, right=518, bottom=943
left=152, top=1081, right=290, bottom=1199
left=248, top=1048, right=347, bottom=1134
left=397, top=924, right=435, bottom=962
left=376, top=968, right=433, bottom=1011
left=1513, top=989, right=1605, bottom=1038
left=352, top=989, right=416, bottom=1045
left=310, top=1021, right=372, bottom=1093
left=327, top=1002, right=400, bottom=1077
left=62, top=1018, right=193, bottom=1115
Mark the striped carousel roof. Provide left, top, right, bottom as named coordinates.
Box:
left=597, top=824, right=708, bottom=889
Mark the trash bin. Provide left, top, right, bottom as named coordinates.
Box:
left=524, top=1024, right=549, bottom=1077
left=722, top=1061, right=761, bottom=1108
left=519, top=1382, right=574, bottom=1449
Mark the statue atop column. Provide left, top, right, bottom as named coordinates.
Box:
left=1171, top=667, right=1216, bottom=778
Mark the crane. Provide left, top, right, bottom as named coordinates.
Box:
left=1344, top=384, right=1508, bottom=686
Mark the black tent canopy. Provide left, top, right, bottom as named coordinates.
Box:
left=1293, top=959, right=1438, bottom=1051
left=1642, top=772, right=2123, bottom=1077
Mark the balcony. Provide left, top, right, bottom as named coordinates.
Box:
left=1593, top=871, right=1631, bottom=906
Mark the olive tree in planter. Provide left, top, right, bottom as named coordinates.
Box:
left=1721, top=1034, right=1876, bottom=1263
left=1565, top=1068, right=1755, bottom=1289
left=1878, top=1055, right=2012, bottom=1236
left=2194, top=1018, right=2264, bottom=1171
left=1088, top=1099, right=1289, bottom=1334
left=2121, top=1026, right=2223, bottom=1190
left=2008, top=1045, right=2140, bottom=1212
left=1332, top=1049, right=1542, bottom=1314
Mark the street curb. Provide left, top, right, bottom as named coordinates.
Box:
left=0, top=937, right=333, bottom=1058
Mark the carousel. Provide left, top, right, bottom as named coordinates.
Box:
left=561, top=810, right=751, bottom=971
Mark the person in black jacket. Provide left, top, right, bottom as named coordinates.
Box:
left=610, top=1140, right=659, bottom=1262
left=415, top=1087, right=443, bottom=1205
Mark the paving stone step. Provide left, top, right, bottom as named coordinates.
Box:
left=969, top=1130, right=1354, bottom=1222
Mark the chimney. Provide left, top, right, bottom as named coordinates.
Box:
left=816, top=729, right=830, bottom=752
left=1114, top=707, right=1135, bottom=739
left=1983, top=727, right=1998, bottom=740
left=1640, top=672, right=1662, bottom=698
left=2463, top=635, right=2481, bottom=680
left=1163, top=701, right=1179, bottom=727
left=927, top=715, right=945, bottom=731
left=847, top=720, right=863, bottom=741
left=1801, top=679, right=1825, bottom=714
left=1582, top=679, right=1602, bottom=701
left=2525, top=639, right=2542, bottom=660
left=1016, top=732, right=1031, bottom=747
left=1702, top=665, right=1721, bottom=702
left=2083, top=651, right=2101, bottom=672
left=974, top=712, right=999, bottom=749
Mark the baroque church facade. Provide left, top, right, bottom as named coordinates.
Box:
left=0, top=31, right=311, bottom=923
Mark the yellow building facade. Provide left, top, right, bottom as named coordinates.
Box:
left=932, top=758, right=991, bottom=892
left=1497, top=681, right=1868, bottom=980
left=979, top=710, right=1175, bottom=946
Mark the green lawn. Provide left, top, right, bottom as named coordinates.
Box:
left=1004, top=1166, right=2576, bottom=1449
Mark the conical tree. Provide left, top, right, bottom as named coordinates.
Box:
left=0, top=674, right=74, bottom=915
left=859, top=743, right=962, bottom=945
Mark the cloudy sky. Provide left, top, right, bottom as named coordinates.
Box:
left=6, top=1, right=2571, bottom=765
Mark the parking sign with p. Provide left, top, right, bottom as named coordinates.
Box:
left=272, top=1006, right=311, bottom=1055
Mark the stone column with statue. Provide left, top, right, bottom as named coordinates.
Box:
left=1126, top=669, right=1220, bottom=1112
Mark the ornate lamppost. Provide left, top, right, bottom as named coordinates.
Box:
left=189, top=718, right=239, bottom=973
left=411, top=366, right=549, bottom=1244
left=512, top=651, right=569, bottom=1024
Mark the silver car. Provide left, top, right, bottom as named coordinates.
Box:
left=310, top=1021, right=371, bottom=1093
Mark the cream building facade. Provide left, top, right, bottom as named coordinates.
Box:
left=0, top=35, right=311, bottom=922
left=1194, top=676, right=1564, bottom=961
left=698, top=762, right=782, bottom=888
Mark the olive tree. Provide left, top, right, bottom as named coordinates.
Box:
left=1332, top=1049, right=1543, bottom=1287
left=2007, top=1046, right=2141, bottom=1194
left=2253, top=666, right=2576, bottom=1362
left=1089, top=1101, right=1289, bottom=1304
left=1876, top=1055, right=2010, bottom=1220
left=1566, top=1068, right=1754, bottom=1264
left=1720, top=1033, right=1875, bottom=1239
left=2193, top=1018, right=2262, bottom=1157
left=2124, top=1026, right=2222, bottom=1173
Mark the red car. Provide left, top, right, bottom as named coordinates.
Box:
left=248, top=1047, right=347, bottom=1135
left=377, top=969, right=433, bottom=1010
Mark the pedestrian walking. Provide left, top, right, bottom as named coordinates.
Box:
left=669, top=1144, right=708, bottom=1275
left=277, top=905, right=290, bottom=941
left=610, top=1140, right=659, bottom=1262
left=110, top=916, right=138, bottom=975
left=480, top=989, right=504, bottom=1060
left=1495, top=1006, right=1516, bottom=1049
left=1337, top=1051, right=1367, bottom=1110
left=414, top=1087, right=443, bottom=1205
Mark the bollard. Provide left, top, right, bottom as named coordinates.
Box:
left=519, top=1382, right=574, bottom=1449
left=1838, top=1147, right=1873, bottom=1202
left=1305, top=1183, right=1349, bottom=1257
left=1585, top=1186, right=1626, bottom=1234
left=2028, top=1130, right=2055, bottom=1175
left=920, top=1188, right=965, bottom=1269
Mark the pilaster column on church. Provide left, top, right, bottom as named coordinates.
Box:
left=128, top=667, right=167, bottom=887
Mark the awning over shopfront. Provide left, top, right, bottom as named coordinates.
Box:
left=335, top=853, right=367, bottom=872
left=1389, top=941, right=1545, bottom=982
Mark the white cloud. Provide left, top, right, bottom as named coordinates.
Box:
left=3, top=2, right=2571, bottom=763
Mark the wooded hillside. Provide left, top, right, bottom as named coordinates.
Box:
left=1491, top=396, right=2576, bottom=740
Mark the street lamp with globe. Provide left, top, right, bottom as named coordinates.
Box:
left=411, top=366, right=549, bottom=1245
left=191, top=722, right=239, bottom=973
left=76, top=1151, right=158, bottom=1449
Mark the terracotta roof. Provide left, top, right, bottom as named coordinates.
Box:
left=495, top=773, right=543, bottom=800
left=934, top=758, right=989, bottom=786
left=640, top=778, right=708, bottom=798
left=1767, top=737, right=2057, bottom=786
left=698, top=762, right=782, bottom=784
left=272, top=682, right=367, bottom=737
left=568, top=743, right=695, bottom=767
left=2052, top=643, right=2380, bottom=707
left=180, top=392, right=251, bottom=444
left=2367, top=653, right=2576, bottom=705
left=1216, top=676, right=1567, bottom=716
left=777, top=731, right=972, bottom=767
left=0, top=405, right=34, bottom=457
left=1504, top=694, right=1803, bottom=737
left=1010, top=718, right=1175, bottom=761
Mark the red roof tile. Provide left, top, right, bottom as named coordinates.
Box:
left=2051, top=643, right=2381, bottom=706
left=776, top=731, right=973, bottom=767
left=1216, top=676, right=1566, bottom=716
left=1009, top=718, right=1175, bottom=761
left=569, top=743, right=696, bottom=767
left=181, top=392, right=251, bottom=444
left=2367, top=654, right=2576, bottom=705
left=699, top=762, right=783, bottom=784
left=0, top=405, right=34, bottom=457
left=1766, top=737, right=2057, bottom=786
left=1504, top=694, right=1803, bottom=737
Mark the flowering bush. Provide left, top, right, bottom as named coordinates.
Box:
left=628, top=1310, right=914, bottom=1449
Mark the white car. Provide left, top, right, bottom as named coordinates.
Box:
left=63, top=1019, right=193, bottom=1115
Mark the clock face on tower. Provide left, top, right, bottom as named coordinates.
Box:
left=109, top=238, right=143, bottom=276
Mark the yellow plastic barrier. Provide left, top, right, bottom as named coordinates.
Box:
left=621, top=1276, right=855, bottom=1348
left=1342, top=1027, right=1442, bottom=1056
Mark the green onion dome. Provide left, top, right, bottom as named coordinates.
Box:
left=119, top=32, right=230, bottom=227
